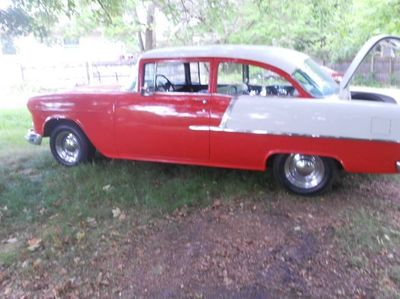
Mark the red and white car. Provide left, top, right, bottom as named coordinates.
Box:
left=26, top=35, right=400, bottom=195
left=321, top=65, right=343, bottom=84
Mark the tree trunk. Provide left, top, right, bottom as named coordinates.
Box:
left=145, top=2, right=155, bottom=50
left=138, top=31, right=145, bottom=52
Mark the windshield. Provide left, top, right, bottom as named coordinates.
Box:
left=293, top=59, right=339, bottom=98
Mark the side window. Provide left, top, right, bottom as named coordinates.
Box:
left=143, top=61, right=210, bottom=93
left=190, top=62, right=210, bottom=86
left=156, top=62, right=186, bottom=86
left=217, top=62, right=297, bottom=97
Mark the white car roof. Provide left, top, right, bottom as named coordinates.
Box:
left=140, top=45, right=309, bottom=74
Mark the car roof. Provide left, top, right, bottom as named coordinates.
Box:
left=139, top=45, right=309, bottom=74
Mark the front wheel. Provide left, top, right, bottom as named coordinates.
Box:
left=50, top=124, right=93, bottom=166
left=273, top=154, right=337, bottom=196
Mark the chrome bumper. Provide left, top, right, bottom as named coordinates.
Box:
left=397, top=161, right=400, bottom=172
left=25, top=129, right=42, bottom=145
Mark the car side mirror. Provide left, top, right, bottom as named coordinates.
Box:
left=141, top=84, right=154, bottom=96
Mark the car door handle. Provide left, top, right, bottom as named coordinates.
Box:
left=201, top=99, right=207, bottom=105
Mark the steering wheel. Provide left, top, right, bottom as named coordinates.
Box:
left=155, top=74, right=176, bottom=92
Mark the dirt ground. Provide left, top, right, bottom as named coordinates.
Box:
left=1, top=175, right=400, bottom=298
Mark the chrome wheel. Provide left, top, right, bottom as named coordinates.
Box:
left=54, top=131, right=81, bottom=164
left=283, top=154, right=325, bottom=190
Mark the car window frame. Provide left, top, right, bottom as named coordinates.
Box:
left=212, top=58, right=311, bottom=98
left=138, top=58, right=213, bottom=96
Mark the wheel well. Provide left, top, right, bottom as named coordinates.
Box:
left=44, top=118, right=96, bottom=152
left=266, top=153, right=343, bottom=170
left=43, top=119, right=83, bottom=137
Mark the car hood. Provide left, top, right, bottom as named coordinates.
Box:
left=71, top=84, right=123, bottom=92
left=340, top=35, right=400, bottom=98
left=27, top=84, right=128, bottom=112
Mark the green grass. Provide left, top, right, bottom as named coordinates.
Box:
left=0, top=108, right=272, bottom=230
left=0, top=108, right=275, bottom=271
left=0, top=108, right=49, bottom=159
left=338, top=207, right=400, bottom=262
left=0, top=250, right=18, bottom=267
left=1, top=157, right=271, bottom=225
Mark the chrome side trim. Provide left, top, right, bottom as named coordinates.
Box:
left=397, top=161, right=400, bottom=172
left=188, top=125, right=400, bottom=144
left=220, top=97, right=238, bottom=129
left=25, top=129, right=42, bottom=145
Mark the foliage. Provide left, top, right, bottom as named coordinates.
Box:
left=1, top=0, right=400, bottom=61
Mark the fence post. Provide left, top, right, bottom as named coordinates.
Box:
left=85, top=62, right=91, bottom=85
left=389, top=57, right=393, bottom=84
left=370, top=55, right=374, bottom=74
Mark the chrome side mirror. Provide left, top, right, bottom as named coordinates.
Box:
left=140, top=84, right=154, bottom=96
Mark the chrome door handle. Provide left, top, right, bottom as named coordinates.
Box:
left=202, top=99, right=207, bottom=105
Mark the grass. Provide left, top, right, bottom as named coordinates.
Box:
left=339, top=208, right=400, bottom=255
left=0, top=108, right=275, bottom=289
left=1, top=108, right=400, bottom=297
left=0, top=250, right=18, bottom=267
left=1, top=156, right=271, bottom=225
left=0, top=108, right=273, bottom=232
left=0, top=108, right=31, bottom=150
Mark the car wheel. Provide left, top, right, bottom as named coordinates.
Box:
left=273, top=154, right=337, bottom=196
left=50, top=124, right=93, bottom=166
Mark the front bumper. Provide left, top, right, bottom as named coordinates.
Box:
left=25, top=129, right=42, bottom=145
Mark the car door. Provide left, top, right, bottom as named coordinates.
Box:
left=115, top=59, right=211, bottom=162
left=209, top=59, right=303, bottom=168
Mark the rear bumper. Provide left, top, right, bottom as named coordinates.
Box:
left=25, top=129, right=42, bottom=145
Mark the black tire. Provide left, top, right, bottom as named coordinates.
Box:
left=272, top=154, right=337, bottom=196
left=50, top=124, right=94, bottom=166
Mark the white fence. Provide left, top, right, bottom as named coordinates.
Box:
left=19, top=60, right=136, bottom=88
left=330, top=57, right=400, bottom=87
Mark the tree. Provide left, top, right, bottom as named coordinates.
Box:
left=1, top=0, right=158, bottom=51
left=103, top=0, right=157, bottom=51
left=1, top=0, right=400, bottom=59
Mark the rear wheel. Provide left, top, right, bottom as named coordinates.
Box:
left=50, top=124, right=94, bottom=166
left=273, top=154, right=337, bottom=195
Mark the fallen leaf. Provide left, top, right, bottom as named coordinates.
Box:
left=27, top=238, right=42, bottom=251
left=76, top=231, right=85, bottom=242
left=0, top=271, right=5, bottom=284
left=52, top=199, right=64, bottom=207
left=7, top=238, right=17, bottom=244
left=223, top=269, right=232, bottom=286
left=212, top=200, right=221, bottom=209
left=86, top=217, right=97, bottom=227
left=102, top=184, right=112, bottom=192
left=4, top=287, right=11, bottom=295
left=118, top=213, right=126, bottom=221
left=112, top=207, right=121, bottom=218
left=33, top=258, right=42, bottom=268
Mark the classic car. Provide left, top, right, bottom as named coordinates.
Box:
left=26, top=35, right=400, bottom=195
left=321, top=65, right=343, bottom=84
